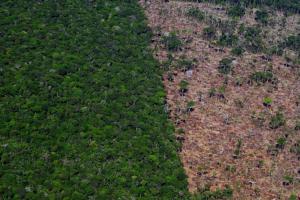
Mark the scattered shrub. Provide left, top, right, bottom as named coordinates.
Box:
left=289, top=193, right=297, bottom=200
left=244, top=26, right=264, bottom=52
left=250, top=71, right=274, bottom=84
left=177, top=57, right=195, bottom=72
left=228, top=5, right=245, bottom=17
left=255, top=9, right=269, bottom=24
left=276, top=137, right=287, bottom=149
left=162, top=32, right=182, bottom=51
left=263, top=97, right=272, bottom=107
left=186, top=101, right=196, bottom=112
left=193, top=185, right=233, bottom=200
left=167, top=72, right=174, bottom=81
left=283, top=35, right=300, bottom=53
left=187, top=7, right=205, bottom=21
left=218, top=58, right=233, bottom=74
left=218, top=33, right=238, bottom=47
left=202, top=26, right=216, bottom=39
left=231, top=46, right=244, bottom=56
left=179, top=80, right=189, bottom=95
left=269, top=112, right=285, bottom=129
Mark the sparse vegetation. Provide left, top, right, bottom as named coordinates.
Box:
left=270, top=112, right=286, bottom=129
left=250, top=71, right=274, bottom=84
left=263, top=97, right=272, bottom=107
left=218, top=33, right=239, bottom=47
left=228, top=5, right=245, bottom=17
left=231, top=47, right=244, bottom=56
left=276, top=137, right=287, bottom=149
left=202, top=26, right=216, bottom=39
left=209, top=87, right=217, bottom=97
left=187, top=7, right=205, bottom=21
left=186, top=101, right=196, bottom=113
left=255, top=9, right=269, bottom=24
left=243, top=26, right=264, bottom=52
left=218, top=58, right=233, bottom=74
left=179, top=80, right=189, bottom=95
left=177, top=57, right=195, bottom=72
left=162, top=32, right=182, bottom=51
left=233, top=139, right=243, bottom=159
left=193, top=185, right=233, bottom=200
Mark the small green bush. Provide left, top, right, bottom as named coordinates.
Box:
left=177, top=57, right=195, bottom=72
left=231, top=46, right=244, bottom=56
left=179, top=80, right=189, bottom=94
left=228, top=5, right=245, bottom=17
left=269, top=112, right=285, bottom=129
left=244, top=26, right=264, bottom=52
left=250, top=71, right=274, bottom=84
left=263, top=97, right=272, bottom=107
left=162, top=32, right=182, bottom=51
left=187, top=7, right=205, bottom=21
left=255, top=9, right=269, bottom=24
left=186, top=101, right=196, bottom=112
left=276, top=137, right=287, bottom=149
left=289, top=193, right=297, bottom=200
left=202, top=26, right=216, bottom=39
left=218, top=33, right=238, bottom=47
left=193, top=185, right=233, bottom=200
left=218, top=58, right=233, bottom=74
left=284, top=35, right=300, bottom=53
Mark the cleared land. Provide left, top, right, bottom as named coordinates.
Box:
left=141, top=0, right=300, bottom=199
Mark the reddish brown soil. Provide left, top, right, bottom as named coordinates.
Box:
left=140, top=0, right=300, bottom=199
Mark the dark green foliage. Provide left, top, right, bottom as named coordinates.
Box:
left=179, top=80, right=189, bottom=95
left=192, top=185, right=233, bottom=200
left=162, top=32, right=182, bottom=51
left=187, top=7, right=205, bottom=21
left=269, top=112, right=286, bottom=129
left=289, top=193, right=297, bottom=200
left=218, top=33, right=238, bottom=47
left=263, top=97, right=272, bottom=107
left=228, top=5, right=245, bottom=17
left=0, top=0, right=189, bottom=199
left=243, top=26, right=264, bottom=52
left=177, top=57, right=195, bottom=72
left=202, top=26, right=216, bottom=39
left=186, top=101, right=196, bottom=113
left=218, top=58, right=233, bottom=74
left=283, top=35, right=300, bottom=53
left=250, top=71, right=274, bottom=83
left=231, top=46, right=244, bottom=56
left=255, top=9, right=269, bottom=24
left=276, top=137, right=287, bottom=149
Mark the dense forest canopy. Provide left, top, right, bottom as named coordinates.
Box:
left=0, top=0, right=188, bottom=199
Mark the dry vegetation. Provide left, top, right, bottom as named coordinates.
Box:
left=140, top=0, right=300, bottom=199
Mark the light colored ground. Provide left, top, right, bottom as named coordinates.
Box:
left=140, top=0, right=300, bottom=199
